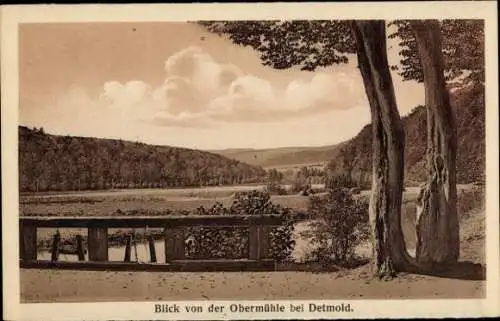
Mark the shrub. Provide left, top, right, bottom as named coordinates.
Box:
left=301, top=188, right=369, bottom=267
left=269, top=210, right=296, bottom=262
left=291, top=178, right=310, bottom=194
left=265, top=181, right=288, bottom=195
left=185, top=191, right=295, bottom=262
left=457, top=185, right=484, bottom=219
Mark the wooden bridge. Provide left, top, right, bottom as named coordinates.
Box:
left=19, top=214, right=284, bottom=272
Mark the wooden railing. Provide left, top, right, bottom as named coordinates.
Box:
left=19, top=215, right=283, bottom=271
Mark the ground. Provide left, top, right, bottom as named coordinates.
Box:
left=20, top=267, right=484, bottom=303
left=20, top=184, right=485, bottom=303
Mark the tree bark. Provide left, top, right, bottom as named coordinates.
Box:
left=411, top=20, right=459, bottom=266
left=351, top=21, right=411, bottom=278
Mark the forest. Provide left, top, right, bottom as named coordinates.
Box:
left=18, top=126, right=267, bottom=192
left=325, top=82, right=485, bottom=188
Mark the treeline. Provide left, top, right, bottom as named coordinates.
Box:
left=19, top=126, right=267, bottom=192
left=266, top=166, right=328, bottom=195
left=326, top=84, right=485, bottom=186
left=267, top=167, right=326, bottom=185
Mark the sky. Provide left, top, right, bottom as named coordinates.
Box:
left=19, top=22, right=425, bottom=150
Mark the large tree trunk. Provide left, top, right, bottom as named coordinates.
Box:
left=351, top=21, right=411, bottom=278
left=411, top=20, right=459, bottom=266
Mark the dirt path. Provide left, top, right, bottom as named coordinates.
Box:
left=20, top=266, right=484, bottom=303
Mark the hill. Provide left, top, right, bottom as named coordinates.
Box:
left=19, top=127, right=266, bottom=192
left=211, top=143, right=344, bottom=169
left=325, top=84, right=485, bottom=186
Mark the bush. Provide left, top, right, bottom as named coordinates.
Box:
left=185, top=191, right=295, bottom=262
left=457, top=185, right=484, bottom=219
left=291, top=178, right=311, bottom=194
left=301, top=189, right=369, bottom=267
left=265, top=181, right=288, bottom=195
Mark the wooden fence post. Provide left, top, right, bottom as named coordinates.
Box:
left=50, top=232, right=61, bottom=261
left=148, top=236, right=157, bottom=263
left=249, top=224, right=271, bottom=260
left=76, top=235, right=85, bottom=261
left=123, top=234, right=132, bottom=262
left=249, top=225, right=260, bottom=260
left=88, top=226, right=108, bottom=261
left=260, top=225, right=271, bottom=259
left=164, top=227, right=185, bottom=262
left=19, top=222, right=37, bottom=261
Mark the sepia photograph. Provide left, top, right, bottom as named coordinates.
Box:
left=2, top=2, right=499, bottom=320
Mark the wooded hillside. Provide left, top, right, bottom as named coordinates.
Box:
left=19, top=127, right=266, bottom=192
left=326, top=84, right=485, bottom=186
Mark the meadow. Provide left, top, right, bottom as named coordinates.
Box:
left=20, top=183, right=476, bottom=217
left=20, top=184, right=331, bottom=216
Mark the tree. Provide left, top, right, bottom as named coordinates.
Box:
left=390, top=19, right=484, bottom=266
left=350, top=21, right=411, bottom=276
left=267, top=168, right=283, bottom=183
left=389, top=20, right=484, bottom=87
left=410, top=20, right=459, bottom=265
left=201, top=20, right=412, bottom=277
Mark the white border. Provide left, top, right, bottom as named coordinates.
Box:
left=1, top=2, right=499, bottom=320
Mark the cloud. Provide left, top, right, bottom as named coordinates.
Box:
left=100, top=80, right=152, bottom=109
left=164, top=46, right=242, bottom=97
left=94, top=46, right=366, bottom=128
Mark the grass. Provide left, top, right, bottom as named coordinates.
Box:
left=21, top=183, right=478, bottom=216
left=20, top=185, right=314, bottom=217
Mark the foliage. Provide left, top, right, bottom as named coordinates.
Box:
left=265, top=168, right=288, bottom=195
left=457, top=185, right=485, bottom=219
left=265, top=181, right=288, bottom=196
left=301, top=189, right=369, bottom=266
left=19, top=126, right=266, bottom=192
left=188, top=191, right=296, bottom=262
left=325, top=173, right=370, bottom=190
left=199, top=20, right=356, bottom=71
left=388, top=20, right=484, bottom=86
left=326, top=84, right=485, bottom=185
left=201, top=19, right=483, bottom=88
left=267, top=168, right=283, bottom=183
left=291, top=168, right=312, bottom=194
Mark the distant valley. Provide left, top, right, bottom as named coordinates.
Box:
left=210, top=143, right=345, bottom=170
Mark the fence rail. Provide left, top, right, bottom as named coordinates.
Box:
left=19, top=215, right=283, bottom=272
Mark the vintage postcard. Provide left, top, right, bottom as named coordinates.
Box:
left=2, top=2, right=499, bottom=320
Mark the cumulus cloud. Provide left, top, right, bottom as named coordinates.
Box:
left=101, top=81, right=151, bottom=106
left=95, top=46, right=365, bottom=128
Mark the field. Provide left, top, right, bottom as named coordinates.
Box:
left=20, top=184, right=334, bottom=217
left=20, top=183, right=485, bottom=302
left=20, top=183, right=476, bottom=216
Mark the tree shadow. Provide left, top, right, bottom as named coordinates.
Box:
left=415, top=261, right=486, bottom=281
left=276, top=257, right=370, bottom=273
